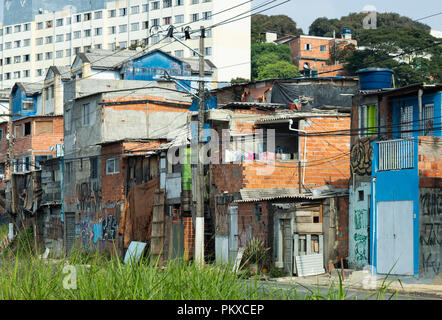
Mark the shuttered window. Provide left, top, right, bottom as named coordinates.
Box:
left=423, top=104, right=434, bottom=136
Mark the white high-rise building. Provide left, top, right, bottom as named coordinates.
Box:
left=0, top=0, right=251, bottom=89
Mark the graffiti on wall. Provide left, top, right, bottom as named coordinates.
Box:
left=75, top=214, right=118, bottom=250
left=420, top=189, right=442, bottom=275
left=354, top=209, right=369, bottom=262
left=102, top=215, right=117, bottom=241
left=76, top=181, right=101, bottom=213
left=351, top=140, right=373, bottom=176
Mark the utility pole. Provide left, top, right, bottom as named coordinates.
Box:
left=195, top=26, right=205, bottom=265
left=7, top=95, right=16, bottom=240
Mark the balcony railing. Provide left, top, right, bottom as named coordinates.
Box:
left=377, top=139, right=415, bottom=171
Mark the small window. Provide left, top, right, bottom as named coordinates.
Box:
left=23, top=100, right=33, bottom=111
left=24, top=122, right=31, bottom=136
left=320, top=45, right=327, bottom=52
left=305, top=43, right=311, bottom=51
left=82, top=103, right=90, bottom=126
left=106, top=158, right=120, bottom=175
left=423, top=104, right=434, bottom=136
left=358, top=190, right=364, bottom=202
left=254, top=203, right=262, bottom=222
left=65, top=162, right=72, bottom=182
left=90, top=157, right=98, bottom=179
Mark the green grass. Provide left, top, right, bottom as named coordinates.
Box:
left=0, top=224, right=8, bottom=240
left=0, top=229, right=402, bottom=300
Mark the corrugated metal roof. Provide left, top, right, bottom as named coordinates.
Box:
left=236, top=188, right=314, bottom=202
left=256, top=111, right=348, bottom=123
left=220, top=101, right=285, bottom=109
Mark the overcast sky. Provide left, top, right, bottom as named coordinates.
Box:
left=263, top=0, right=442, bottom=33
left=0, top=0, right=440, bottom=33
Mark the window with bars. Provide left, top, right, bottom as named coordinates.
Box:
left=401, top=105, right=413, bottom=139
left=423, top=104, right=434, bottom=136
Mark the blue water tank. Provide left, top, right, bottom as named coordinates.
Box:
left=356, top=68, right=394, bottom=90
left=342, top=28, right=351, bottom=34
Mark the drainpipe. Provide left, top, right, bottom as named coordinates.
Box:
left=288, top=119, right=307, bottom=188
left=418, top=89, right=423, bottom=134
left=371, top=176, right=376, bottom=275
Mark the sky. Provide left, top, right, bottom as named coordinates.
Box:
left=260, top=0, right=442, bottom=34
left=0, top=0, right=440, bottom=32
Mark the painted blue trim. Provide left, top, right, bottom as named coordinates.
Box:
left=371, top=137, right=420, bottom=275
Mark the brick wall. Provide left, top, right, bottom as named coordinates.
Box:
left=237, top=202, right=270, bottom=247
left=419, top=137, right=442, bottom=187
left=101, top=142, right=125, bottom=206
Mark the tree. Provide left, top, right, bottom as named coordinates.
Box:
left=309, top=12, right=430, bottom=40
left=252, top=14, right=303, bottom=43
left=251, top=42, right=293, bottom=80
left=343, top=27, right=442, bottom=86
left=256, top=60, right=300, bottom=80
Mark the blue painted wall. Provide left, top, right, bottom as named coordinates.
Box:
left=11, top=86, right=38, bottom=120
left=392, top=92, right=442, bottom=139
left=121, top=51, right=191, bottom=91
left=371, top=138, right=420, bottom=275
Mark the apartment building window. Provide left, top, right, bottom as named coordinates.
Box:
left=423, top=104, right=434, bottom=136
left=320, top=45, right=327, bottom=52
left=5, top=42, right=11, bottom=49
left=95, top=27, right=102, bottom=36
left=109, top=26, right=116, bottom=35
left=56, top=50, right=63, bottom=59
left=131, top=6, right=139, bottom=14
left=191, top=13, right=199, bottom=22
left=204, top=47, right=212, bottom=56
left=164, top=17, right=171, bottom=25
left=84, top=12, right=91, bottom=21
left=203, top=11, right=212, bottom=20
left=46, top=20, right=53, bottom=28
left=175, top=14, right=184, bottom=24
left=192, top=0, right=199, bottom=4
left=119, top=24, right=127, bottom=33
left=106, top=158, right=120, bottom=175
left=6, top=26, right=12, bottom=34
left=108, top=9, right=116, bottom=18
left=130, top=40, right=138, bottom=47
left=84, top=45, right=91, bottom=52
left=24, top=39, right=31, bottom=46
left=83, top=103, right=90, bottom=126
left=142, top=4, right=149, bottom=12
left=94, top=11, right=103, bottom=19
left=23, top=54, right=30, bottom=62
left=203, top=0, right=212, bottom=2
left=163, top=0, right=172, bottom=8
left=175, top=50, right=184, bottom=58
left=36, top=69, right=43, bottom=77
left=14, top=25, right=21, bottom=33
left=5, top=73, right=11, bottom=80
left=304, top=43, right=312, bottom=51
left=95, top=44, right=102, bottom=49
left=119, top=41, right=128, bottom=49
left=14, top=56, right=21, bottom=63
left=206, top=29, right=212, bottom=38
left=143, top=21, right=149, bottom=29
left=0, top=29, right=3, bottom=36
left=84, top=29, right=91, bottom=37
left=66, top=49, right=71, bottom=57
left=74, top=31, right=81, bottom=39
left=56, top=18, right=64, bottom=27
left=119, top=8, right=127, bottom=16
left=24, top=23, right=31, bottom=31
left=5, top=57, right=11, bottom=65
left=152, top=1, right=160, bottom=10
left=14, top=71, right=21, bottom=79
left=56, top=34, right=64, bottom=42
left=24, top=70, right=30, bottom=78
left=45, top=52, right=53, bottom=60
left=66, top=33, right=72, bottom=41
left=45, top=36, right=53, bottom=44
left=66, top=17, right=72, bottom=25
left=14, top=40, right=21, bottom=48
left=152, top=19, right=159, bottom=26
left=131, top=23, right=139, bottom=31
left=176, top=0, right=184, bottom=5
left=75, top=14, right=81, bottom=23
left=37, top=22, right=44, bottom=30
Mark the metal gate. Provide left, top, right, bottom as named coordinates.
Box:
left=228, top=206, right=238, bottom=263
left=377, top=201, right=413, bottom=275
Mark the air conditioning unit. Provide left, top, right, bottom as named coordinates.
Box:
left=56, top=143, right=64, bottom=157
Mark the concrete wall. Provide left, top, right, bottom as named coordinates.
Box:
left=348, top=182, right=371, bottom=269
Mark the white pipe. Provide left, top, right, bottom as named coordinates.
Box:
left=288, top=119, right=307, bottom=189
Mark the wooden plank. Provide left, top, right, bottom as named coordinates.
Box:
left=294, top=223, right=323, bottom=234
